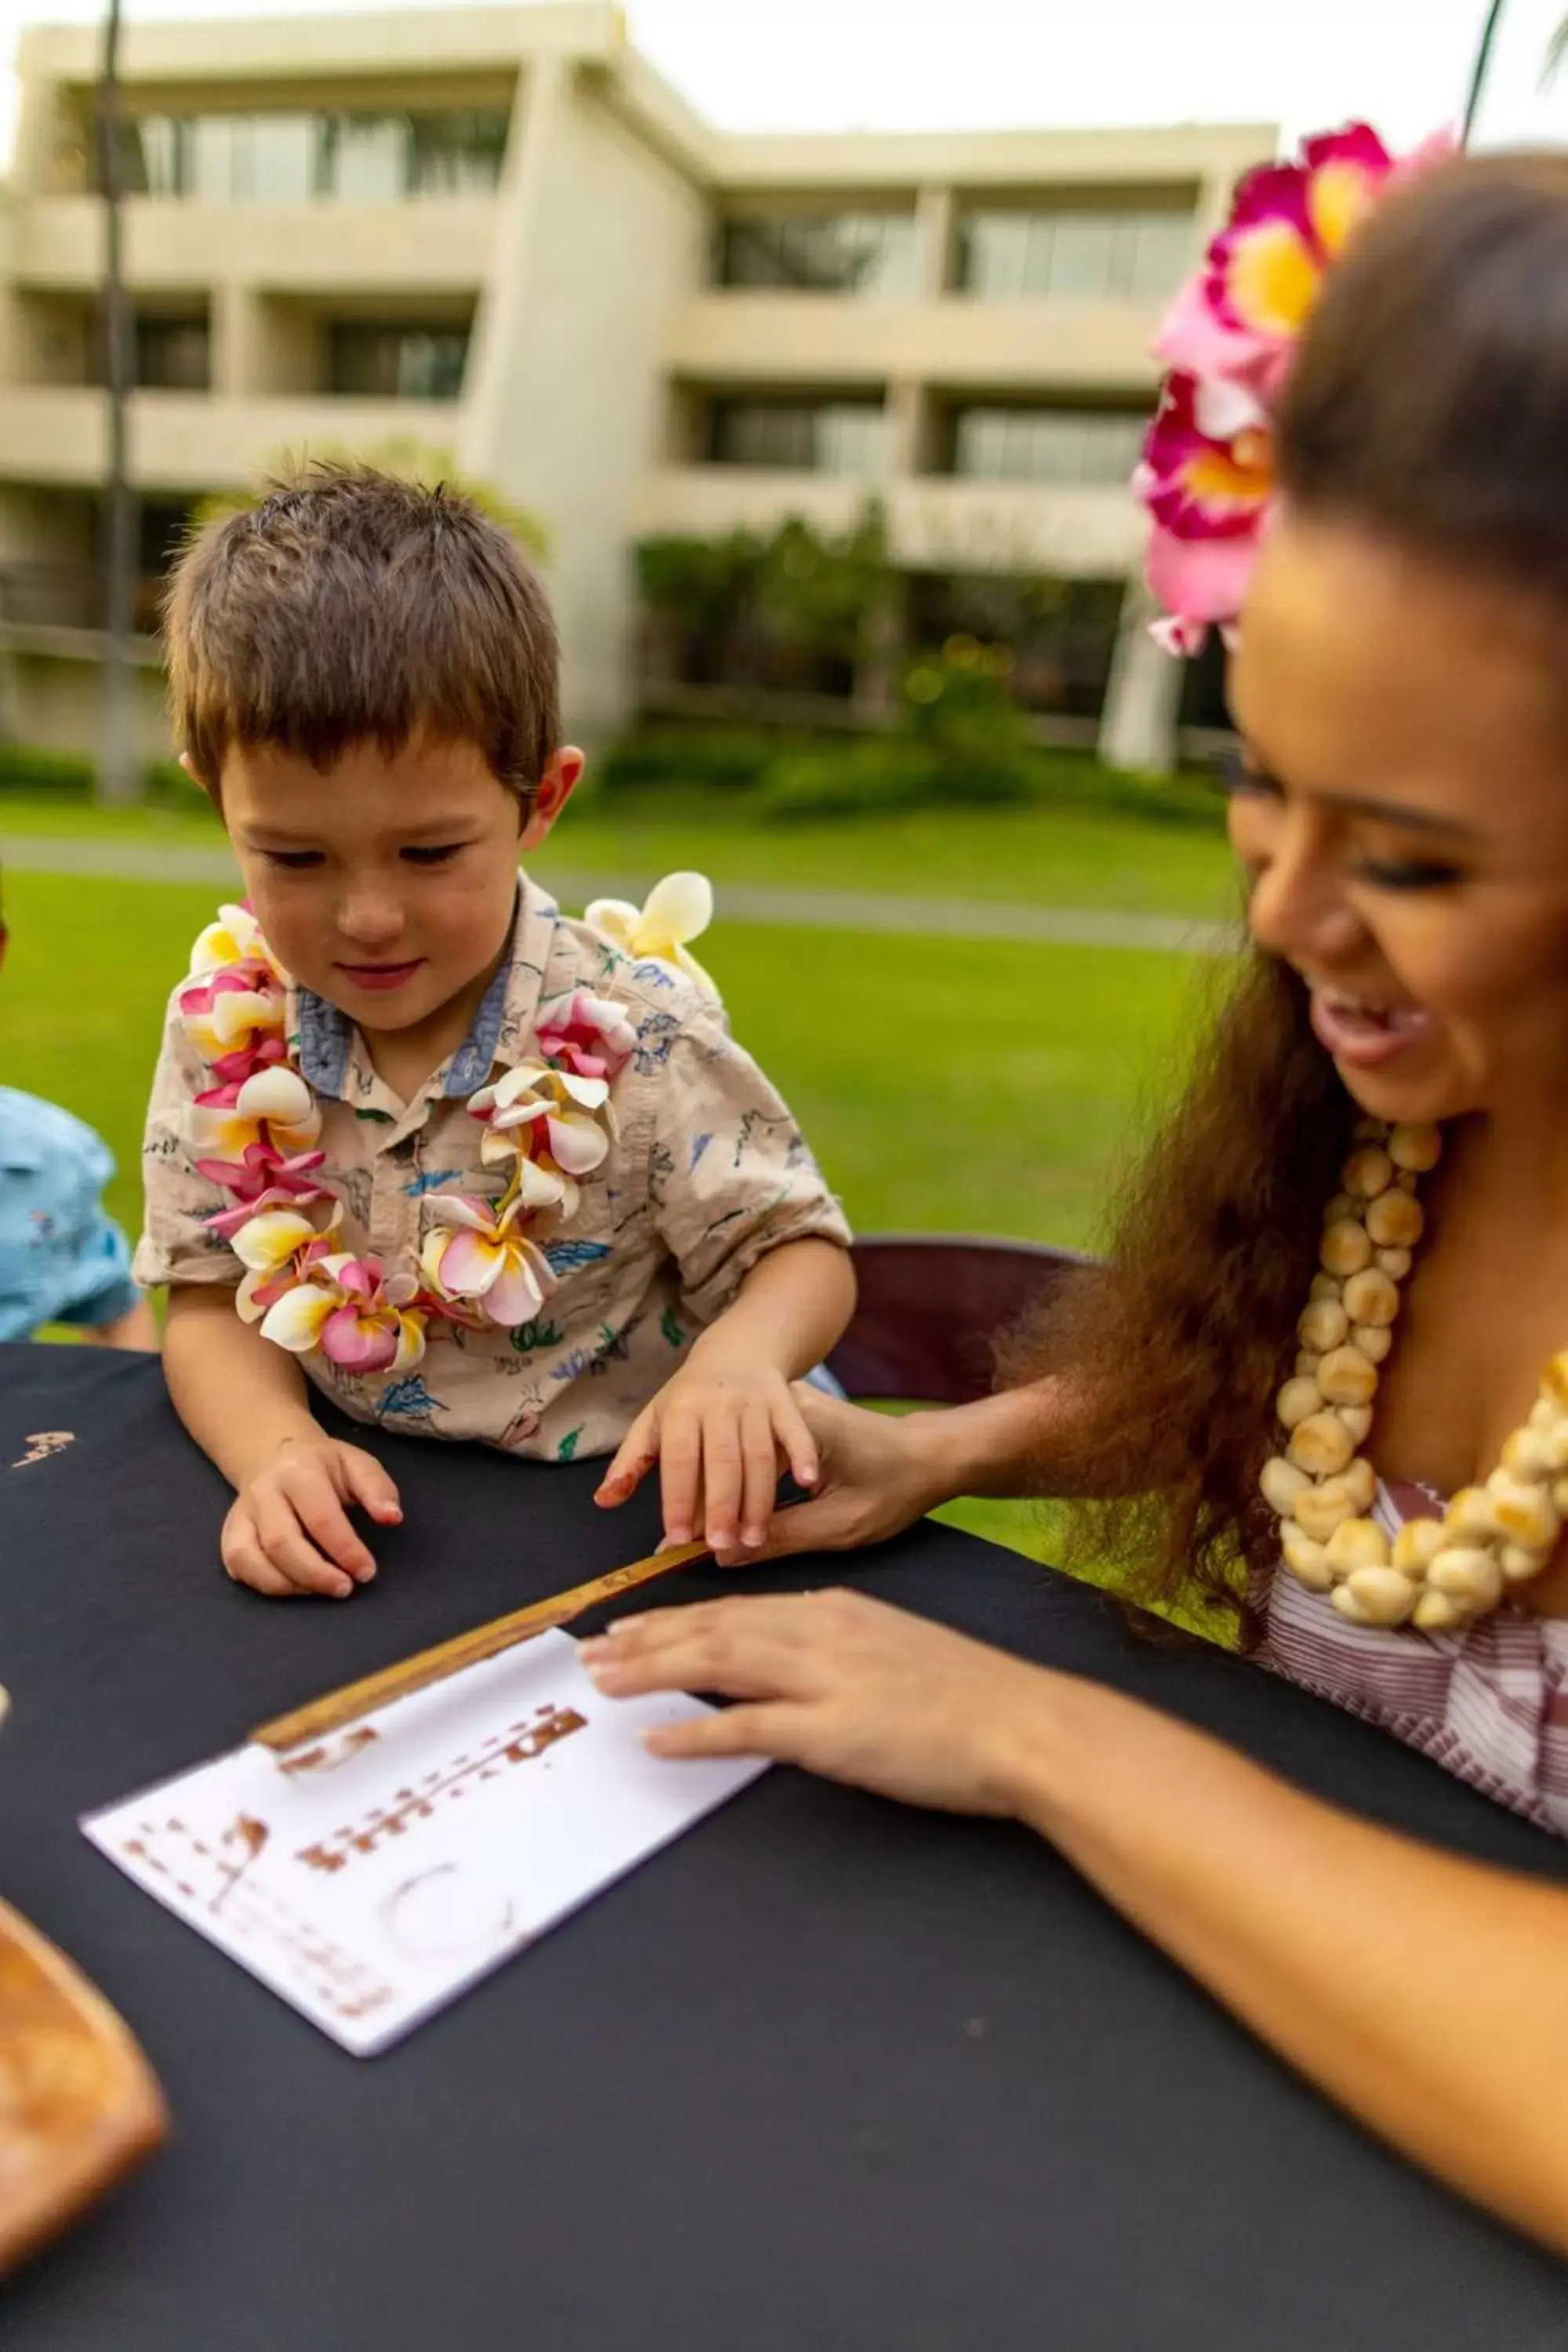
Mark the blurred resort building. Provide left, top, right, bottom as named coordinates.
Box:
left=0, top=2, right=1272, bottom=768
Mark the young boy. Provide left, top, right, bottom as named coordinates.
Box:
left=138, top=465, right=854, bottom=1600
left=1, top=864, right=156, bottom=1349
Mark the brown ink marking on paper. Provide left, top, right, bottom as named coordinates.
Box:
left=278, top=1726, right=380, bottom=1779
left=209, top=1815, right=270, bottom=1915
left=296, top=1706, right=588, bottom=1875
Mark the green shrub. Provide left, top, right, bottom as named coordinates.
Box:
left=757, top=739, right=943, bottom=822
left=0, top=743, right=95, bottom=796
left=599, top=728, right=808, bottom=797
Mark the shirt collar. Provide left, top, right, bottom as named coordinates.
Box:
left=292, top=877, right=560, bottom=1105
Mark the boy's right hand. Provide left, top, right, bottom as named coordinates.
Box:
left=221, top=1436, right=403, bottom=1600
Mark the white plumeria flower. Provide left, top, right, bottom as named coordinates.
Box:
left=230, top=1203, right=340, bottom=1320
left=189, top=902, right=287, bottom=985
left=585, top=871, right=719, bottom=1000
left=186, top=1066, right=323, bottom=1166
left=470, top=1061, right=612, bottom=1178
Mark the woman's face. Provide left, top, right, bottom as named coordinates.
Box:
left=1228, top=514, right=1568, bottom=1127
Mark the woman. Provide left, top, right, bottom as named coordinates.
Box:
left=583, top=147, right=1568, bottom=2253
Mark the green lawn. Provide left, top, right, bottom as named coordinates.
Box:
left=0, top=784, right=1239, bottom=920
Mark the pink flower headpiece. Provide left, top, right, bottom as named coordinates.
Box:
left=1136, top=123, right=1458, bottom=656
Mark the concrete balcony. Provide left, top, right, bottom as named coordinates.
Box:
left=12, top=196, right=498, bottom=296
left=635, top=466, right=1143, bottom=579
left=665, top=292, right=1163, bottom=393
left=0, top=386, right=470, bottom=492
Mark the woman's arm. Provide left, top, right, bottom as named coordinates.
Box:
left=582, top=1590, right=1568, bottom=2252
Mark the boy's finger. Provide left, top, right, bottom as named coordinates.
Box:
left=343, top=1452, right=403, bottom=1526
left=658, top=1408, right=705, bottom=1546
left=595, top=1410, right=657, bottom=1507
left=772, top=1392, right=821, bottom=1491
left=698, top=1415, right=744, bottom=1552
left=738, top=1403, right=780, bottom=1548
left=250, top=1490, right=354, bottom=1599
left=223, top=1524, right=298, bottom=1598
left=292, top=1477, right=378, bottom=1583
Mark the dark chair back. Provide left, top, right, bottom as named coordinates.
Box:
left=826, top=1234, right=1091, bottom=1407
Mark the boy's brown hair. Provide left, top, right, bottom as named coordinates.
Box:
left=165, top=462, right=560, bottom=811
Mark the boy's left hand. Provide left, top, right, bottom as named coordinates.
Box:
left=594, top=1346, right=819, bottom=1553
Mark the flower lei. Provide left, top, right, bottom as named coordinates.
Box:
left=1134, top=121, right=1457, bottom=655
left=176, top=875, right=717, bottom=1381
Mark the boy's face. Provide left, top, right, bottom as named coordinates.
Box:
left=215, top=733, right=579, bottom=1034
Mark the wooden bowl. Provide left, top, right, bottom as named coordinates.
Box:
left=0, top=1896, right=167, bottom=2273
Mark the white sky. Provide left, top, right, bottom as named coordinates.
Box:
left=0, top=0, right=1563, bottom=154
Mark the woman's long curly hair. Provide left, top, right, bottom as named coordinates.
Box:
left=1006, top=152, right=1568, bottom=1646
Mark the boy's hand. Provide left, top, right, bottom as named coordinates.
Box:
left=594, top=1348, right=819, bottom=1554
left=221, top=1436, right=403, bottom=1600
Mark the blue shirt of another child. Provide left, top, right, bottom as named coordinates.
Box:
left=0, top=1087, right=138, bottom=1341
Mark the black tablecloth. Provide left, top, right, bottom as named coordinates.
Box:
left=2, top=1344, right=1565, bottom=2349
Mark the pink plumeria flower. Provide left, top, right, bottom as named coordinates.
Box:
left=198, top=1147, right=331, bottom=1228
left=178, top=961, right=288, bottom=1073
left=256, top=1252, right=426, bottom=1377
left=584, top=872, right=719, bottom=1000
left=535, top=991, right=638, bottom=1080
left=229, top=1201, right=343, bottom=1321
left=469, top=1060, right=613, bottom=1180
left=186, top=1065, right=322, bottom=1169
left=419, top=1171, right=561, bottom=1327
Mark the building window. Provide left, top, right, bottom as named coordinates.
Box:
left=327, top=324, right=470, bottom=401
left=957, top=206, right=1192, bottom=303
left=708, top=397, right=891, bottom=477
left=122, top=108, right=510, bottom=201
left=718, top=214, right=918, bottom=299
left=950, top=405, right=1147, bottom=488
left=133, top=317, right=210, bottom=391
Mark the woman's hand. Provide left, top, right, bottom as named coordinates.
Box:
left=708, top=1388, right=957, bottom=1566
left=579, top=1588, right=1050, bottom=1814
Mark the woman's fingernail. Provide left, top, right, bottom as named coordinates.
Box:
left=742, top=1527, right=764, bottom=1549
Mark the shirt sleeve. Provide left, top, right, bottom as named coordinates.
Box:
left=647, top=1000, right=851, bottom=1326
left=0, top=1107, right=138, bottom=1336
left=132, top=987, right=242, bottom=1291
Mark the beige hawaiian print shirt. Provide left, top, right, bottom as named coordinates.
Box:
left=135, top=876, right=851, bottom=1461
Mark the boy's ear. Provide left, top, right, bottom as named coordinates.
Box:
left=520, top=746, right=583, bottom=850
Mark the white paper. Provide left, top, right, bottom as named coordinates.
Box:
left=82, top=1632, right=766, bottom=2056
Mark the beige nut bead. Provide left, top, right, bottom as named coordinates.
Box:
left=1413, top=1590, right=1463, bottom=1633
left=1352, top=1324, right=1393, bottom=1366
left=1392, top=1518, right=1447, bottom=1578
left=1428, top=1548, right=1504, bottom=1611
left=1553, top=1478, right=1568, bottom=1520
left=1338, top=1405, right=1374, bottom=1446
left=1446, top=1486, right=1497, bottom=1541
left=1294, top=1477, right=1361, bottom=1544
left=1288, top=1411, right=1356, bottom=1478
left=1322, top=1192, right=1356, bottom=1228
left=1336, top=1566, right=1417, bottom=1627
left=1318, top=1345, right=1377, bottom=1408
left=1299, top=1299, right=1350, bottom=1353
left=1276, top=1377, right=1324, bottom=1431
left=1537, top=1417, right=1568, bottom=1475
left=1342, top=1146, right=1394, bottom=1200
left=1388, top=1122, right=1442, bottom=1173
left=1486, top=1473, right=1561, bottom=1552
left=1375, top=1247, right=1413, bottom=1283
left=1342, top=1457, right=1378, bottom=1512
left=1308, top=1272, right=1343, bottom=1304
left=1261, top=1457, right=1313, bottom=1517
left=1500, top=1544, right=1546, bottom=1587
left=1500, top=1427, right=1554, bottom=1483
left=1544, top=1350, right=1568, bottom=1408
left=1295, top=1351, right=1323, bottom=1380
left=1281, top=1526, right=1334, bottom=1591
left=1321, top=1220, right=1373, bottom=1279
left=1323, top=1517, right=1392, bottom=1577
left=1530, top=1396, right=1559, bottom=1435
left=1365, top=1190, right=1424, bottom=1250
left=1343, top=1269, right=1399, bottom=1329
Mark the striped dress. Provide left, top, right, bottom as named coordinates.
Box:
left=1259, top=1481, right=1568, bottom=1836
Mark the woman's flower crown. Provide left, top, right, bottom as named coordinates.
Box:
left=1135, top=122, right=1457, bottom=656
